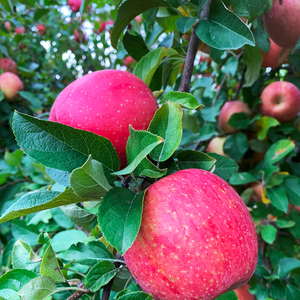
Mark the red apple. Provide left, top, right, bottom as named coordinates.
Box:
left=124, top=169, right=258, bottom=300
left=261, top=38, right=290, bottom=69
left=49, top=70, right=158, bottom=167
left=263, top=0, right=300, bottom=48
left=123, top=56, right=136, bottom=67
left=218, top=101, right=251, bottom=133
left=199, top=51, right=212, bottom=65
left=36, top=24, right=46, bottom=35
left=248, top=182, right=263, bottom=202
left=0, top=58, right=18, bottom=74
left=135, top=16, right=142, bottom=23
left=260, top=81, right=300, bottom=122
left=15, top=26, right=25, bottom=34
left=0, top=72, right=24, bottom=101
left=234, top=284, right=255, bottom=300
left=68, top=0, right=81, bottom=12
left=74, top=29, right=86, bottom=43
left=5, top=21, right=11, bottom=32
left=206, top=137, right=226, bottom=156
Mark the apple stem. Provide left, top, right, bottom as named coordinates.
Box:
left=178, top=0, right=213, bottom=93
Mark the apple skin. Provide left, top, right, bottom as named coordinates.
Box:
left=135, top=16, right=142, bottom=23
left=37, top=24, right=46, bottom=35
left=68, top=0, right=81, bottom=12
left=0, top=72, right=24, bottom=101
left=260, top=81, right=300, bottom=122
left=74, top=29, right=86, bottom=43
left=248, top=182, right=263, bottom=202
left=218, top=101, right=250, bottom=133
left=5, top=21, right=11, bottom=31
left=124, top=169, right=258, bottom=300
left=123, top=56, right=136, bottom=67
left=263, top=0, right=300, bottom=48
left=49, top=70, right=158, bottom=167
left=234, top=284, right=255, bottom=300
left=261, top=38, right=290, bottom=69
left=15, top=26, right=25, bottom=34
left=0, top=58, right=18, bottom=74
left=206, top=137, right=226, bottom=156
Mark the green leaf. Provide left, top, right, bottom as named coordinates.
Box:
left=134, top=47, right=177, bottom=86
left=243, top=45, right=263, bottom=87
left=70, top=156, right=112, bottom=198
left=40, top=242, right=65, bottom=282
left=277, top=258, right=300, bottom=279
left=85, top=261, right=116, bottom=292
left=18, top=276, right=57, bottom=300
left=276, top=219, right=295, bottom=229
left=208, top=153, right=239, bottom=181
left=134, top=157, right=168, bottom=178
left=231, top=0, right=268, bottom=20
left=62, top=240, right=116, bottom=266
left=284, top=178, right=300, bottom=206
left=148, top=102, right=183, bottom=162
left=0, top=91, right=4, bottom=102
left=175, top=17, right=197, bottom=33
left=0, top=188, right=89, bottom=224
left=216, top=290, right=238, bottom=300
left=161, top=91, right=204, bottom=110
left=286, top=285, right=300, bottom=300
left=33, top=8, right=50, bottom=20
left=261, top=224, right=277, bottom=244
left=4, top=149, right=23, bottom=167
left=0, top=0, right=14, bottom=13
left=12, top=111, right=120, bottom=173
left=18, top=92, right=42, bottom=110
left=113, top=127, right=164, bottom=176
left=46, top=167, right=70, bottom=187
left=256, top=116, right=280, bottom=140
left=176, top=150, right=216, bottom=170
left=51, top=229, right=88, bottom=253
left=98, top=188, right=145, bottom=255
left=123, top=32, right=150, bottom=61
left=223, top=133, right=248, bottom=163
left=196, top=0, right=255, bottom=50
left=80, top=0, right=92, bottom=14
left=60, top=204, right=96, bottom=231
left=118, top=291, right=154, bottom=300
left=264, top=139, right=295, bottom=166
left=12, top=220, right=40, bottom=246
left=12, top=239, right=41, bottom=273
left=266, top=185, right=289, bottom=213
left=111, top=0, right=170, bottom=48
left=227, top=113, right=252, bottom=130
left=0, top=269, right=38, bottom=298
left=229, top=172, right=256, bottom=185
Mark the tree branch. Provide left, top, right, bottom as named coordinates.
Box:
left=67, top=283, right=89, bottom=300
left=178, top=0, right=213, bottom=93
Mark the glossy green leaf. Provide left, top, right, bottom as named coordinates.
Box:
left=70, top=156, right=112, bottom=198
left=80, top=0, right=92, bottom=14
left=277, top=258, right=300, bottom=279
left=134, top=47, right=177, bottom=86
left=229, top=172, right=256, bottom=185
left=286, top=285, right=300, bottom=300
left=118, top=291, right=154, bottom=300
left=261, top=224, right=277, bottom=244
left=243, top=45, right=263, bottom=87
left=230, top=0, right=268, bottom=20
left=12, top=111, right=120, bottom=172
left=4, top=149, right=23, bottom=167
left=0, top=269, right=38, bottom=298
left=196, top=0, right=255, bottom=50
left=123, top=32, right=150, bottom=61
left=161, top=91, right=204, bottom=110
left=175, top=17, right=197, bottom=33
left=224, top=133, right=248, bottom=163
left=256, top=116, right=280, bottom=140
left=111, top=0, right=170, bottom=48
left=266, top=185, right=289, bottom=213
left=208, top=153, right=239, bottom=181
left=264, top=139, right=295, bottom=166
left=148, top=102, right=183, bottom=162
left=216, top=290, right=238, bottom=300
left=114, top=127, right=164, bottom=176
left=0, top=188, right=89, bottom=224
left=98, top=188, right=145, bottom=255
left=85, top=261, right=116, bottom=292
left=176, top=150, right=216, bottom=171
left=276, top=219, right=295, bottom=229
left=62, top=240, right=116, bottom=266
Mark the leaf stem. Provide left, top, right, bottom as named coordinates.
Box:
left=61, top=267, right=86, bottom=278
left=130, top=172, right=141, bottom=193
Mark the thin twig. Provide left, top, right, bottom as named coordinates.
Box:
left=67, top=283, right=90, bottom=300
left=234, top=66, right=247, bottom=100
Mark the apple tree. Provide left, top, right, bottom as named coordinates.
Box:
left=1, top=0, right=300, bottom=300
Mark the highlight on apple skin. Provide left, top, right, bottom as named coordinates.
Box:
left=49, top=70, right=158, bottom=168
left=0, top=58, right=18, bottom=74
left=261, top=38, right=290, bottom=69
left=0, top=72, right=24, bottom=101
left=36, top=24, right=46, bottom=35
left=260, top=81, right=300, bottom=123
left=218, top=101, right=251, bottom=133
left=263, top=0, right=300, bottom=48
left=124, top=169, right=258, bottom=300
left=206, top=136, right=227, bottom=156
left=15, top=26, right=26, bottom=34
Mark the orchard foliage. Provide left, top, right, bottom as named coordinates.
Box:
left=0, top=0, right=300, bottom=299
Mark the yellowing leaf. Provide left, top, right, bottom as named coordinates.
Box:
left=262, top=187, right=270, bottom=204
